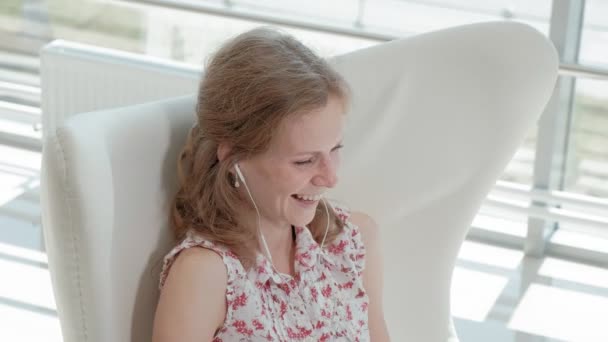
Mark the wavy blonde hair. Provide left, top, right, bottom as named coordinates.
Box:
left=170, top=26, right=351, bottom=270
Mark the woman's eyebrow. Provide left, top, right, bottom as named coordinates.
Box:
left=294, top=140, right=343, bottom=156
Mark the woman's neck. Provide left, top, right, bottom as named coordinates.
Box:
left=238, top=208, right=295, bottom=258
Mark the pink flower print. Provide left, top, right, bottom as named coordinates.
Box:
left=252, top=319, right=264, bottom=330
left=280, top=300, right=287, bottom=319
left=339, top=281, right=354, bottom=290
left=257, top=264, right=267, bottom=275
left=355, top=253, right=365, bottom=262
left=232, top=320, right=253, bottom=337
left=310, top=287, right=318, bottom=302
left=225, top=250, right=239, bottom=259
left=231, top=292, right=248, bottom=310
left=278, top=283, right=291, bottom=296
left=287, top=325, right=313, bottom=339
left=321, top=284, right=332, bottom=298
left=321, top=308, right=332, bottom=319
left=328, top=240, right=348, bottom=255
left=160, top=203, right=370, bottom=341
left=255, top=280, right=270, bottom=290
left=297, top=251, right=311, bottom=266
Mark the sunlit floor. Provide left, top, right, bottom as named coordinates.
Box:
left=1, top=144, right=607, bottom=342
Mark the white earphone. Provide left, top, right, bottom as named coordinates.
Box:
left=234, top=162, right=354, bottom=340
left=233, top=163, right=331, bottom=275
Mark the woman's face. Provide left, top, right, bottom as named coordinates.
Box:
left=238, top=96, right=346, bottom=229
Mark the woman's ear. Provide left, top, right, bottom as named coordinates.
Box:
left=217, top=142, right=232, bottom=162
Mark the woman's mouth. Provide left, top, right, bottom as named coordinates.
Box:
left=291, top=194, right=319, bottom=207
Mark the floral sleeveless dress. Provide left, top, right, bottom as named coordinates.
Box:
left=159, top=200, right=370, bottom=341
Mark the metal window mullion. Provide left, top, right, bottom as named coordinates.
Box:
left=526, top=0, right=585, bottom=257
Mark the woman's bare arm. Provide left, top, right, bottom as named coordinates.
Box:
left=351, top=211, right=391, bottom=342
left=152, top=247, right=228, bottom=342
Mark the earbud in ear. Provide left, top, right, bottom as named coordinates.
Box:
left=234, top=163, right=244, bottom=188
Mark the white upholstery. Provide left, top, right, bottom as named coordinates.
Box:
left=40, top=21, right=558, bottom=342
left=40, top=39, right=200, bottom=140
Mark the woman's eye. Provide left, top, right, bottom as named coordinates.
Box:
left=295, top=159, right=313, bottom=165
left=294, top=144, right=343, bottom=166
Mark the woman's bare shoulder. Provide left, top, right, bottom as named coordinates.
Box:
left=163, top=246, right=228, bottom=297
left=348, top=211, right=380, bottom=244
left=153, top=247, right=228, bottom=342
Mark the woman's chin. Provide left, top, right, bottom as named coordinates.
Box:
left=291, top=210, right=316, bottom=227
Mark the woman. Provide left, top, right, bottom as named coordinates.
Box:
left=152, top=26, right=390, bottom=341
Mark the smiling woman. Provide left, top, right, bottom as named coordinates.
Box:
left=151, top=26, right=388, bottom=342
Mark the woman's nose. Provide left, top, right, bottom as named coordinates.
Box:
left=314, top=157, right=338, bottom=188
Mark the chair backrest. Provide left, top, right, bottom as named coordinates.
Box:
left=41, top=95, right=195, bottom=342
left=40, top=21, right=558, bottom=342
left=327, top=22, right=557, bottom=341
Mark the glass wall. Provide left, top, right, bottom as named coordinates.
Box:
left=0, top=0, right=607, bottom=258
left=566, top=79, right=608, bottom=200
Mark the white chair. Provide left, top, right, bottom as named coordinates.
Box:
left=40, top=39, right=200, bottom=140
left=40, top=21, right=558, bottom=342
